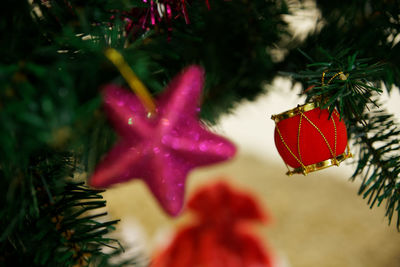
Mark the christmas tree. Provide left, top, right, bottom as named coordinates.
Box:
left=1, top=0, right=400, bottom=265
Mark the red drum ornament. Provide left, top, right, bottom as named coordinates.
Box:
left=271, top=102, right=352, bottom=176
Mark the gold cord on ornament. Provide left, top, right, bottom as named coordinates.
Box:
left=300, top=111, right=335, bottom=160
left=303, top=70, right=348, bottom=97
left=275, top=125, right=306, bottom=172
left=322, top=70, right=349, bottom=86
left=104, top=48, right=156, bottom=115
left=297, top=114, right=304, bottom=164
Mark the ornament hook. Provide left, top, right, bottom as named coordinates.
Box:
left=104, top=48, right=157, bottom=116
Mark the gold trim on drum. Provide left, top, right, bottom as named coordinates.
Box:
left=271, top=102, right=319, bottom=123
left=286, top=149, right=352, bottom=176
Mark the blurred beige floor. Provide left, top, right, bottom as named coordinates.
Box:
left=103, top=153, right=400, bottom=267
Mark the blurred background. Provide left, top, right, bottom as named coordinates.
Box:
left=102, top=78, right=400, bottom=267
left=4, top=1, right=400, bottom=266
left=101, top=2, right=400, bottom=266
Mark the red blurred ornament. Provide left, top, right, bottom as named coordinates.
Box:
left=151, top=181, right=275, bottom=267
left=271, top=102, right=352, bottom=176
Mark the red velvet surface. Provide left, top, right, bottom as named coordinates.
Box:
left=274, top=107, right=348, bottom=168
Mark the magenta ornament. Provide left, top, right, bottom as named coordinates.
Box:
left=89, top=65, right=236, bottom=216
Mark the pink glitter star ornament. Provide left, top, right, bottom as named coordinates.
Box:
left=89, top=65, right=236, bottom=216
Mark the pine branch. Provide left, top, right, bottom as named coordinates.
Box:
left=284, top=49, right=384, bottom=121
left=280, top=0, right=400, bottom=91
left=0, top=148, right=143, bottom=266
left=285, top=50, right=400, bottom=229
left=349, top=110, right=400, bottom=229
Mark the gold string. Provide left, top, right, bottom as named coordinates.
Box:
left=331, top=113, right=338, bottom=165
left=104, top=48, right=156, bottom=115
left=301, top=111, right=335, bottom=159
left=275, top=125, right=306, bottom=170
left=322, top=70, right=348, bottom=86
left=297, top=114, right=304, bottom=164
left=322, top=71, right=326, bottom=86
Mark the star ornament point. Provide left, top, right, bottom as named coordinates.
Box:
left=89, top=65, right=236, bottom=216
